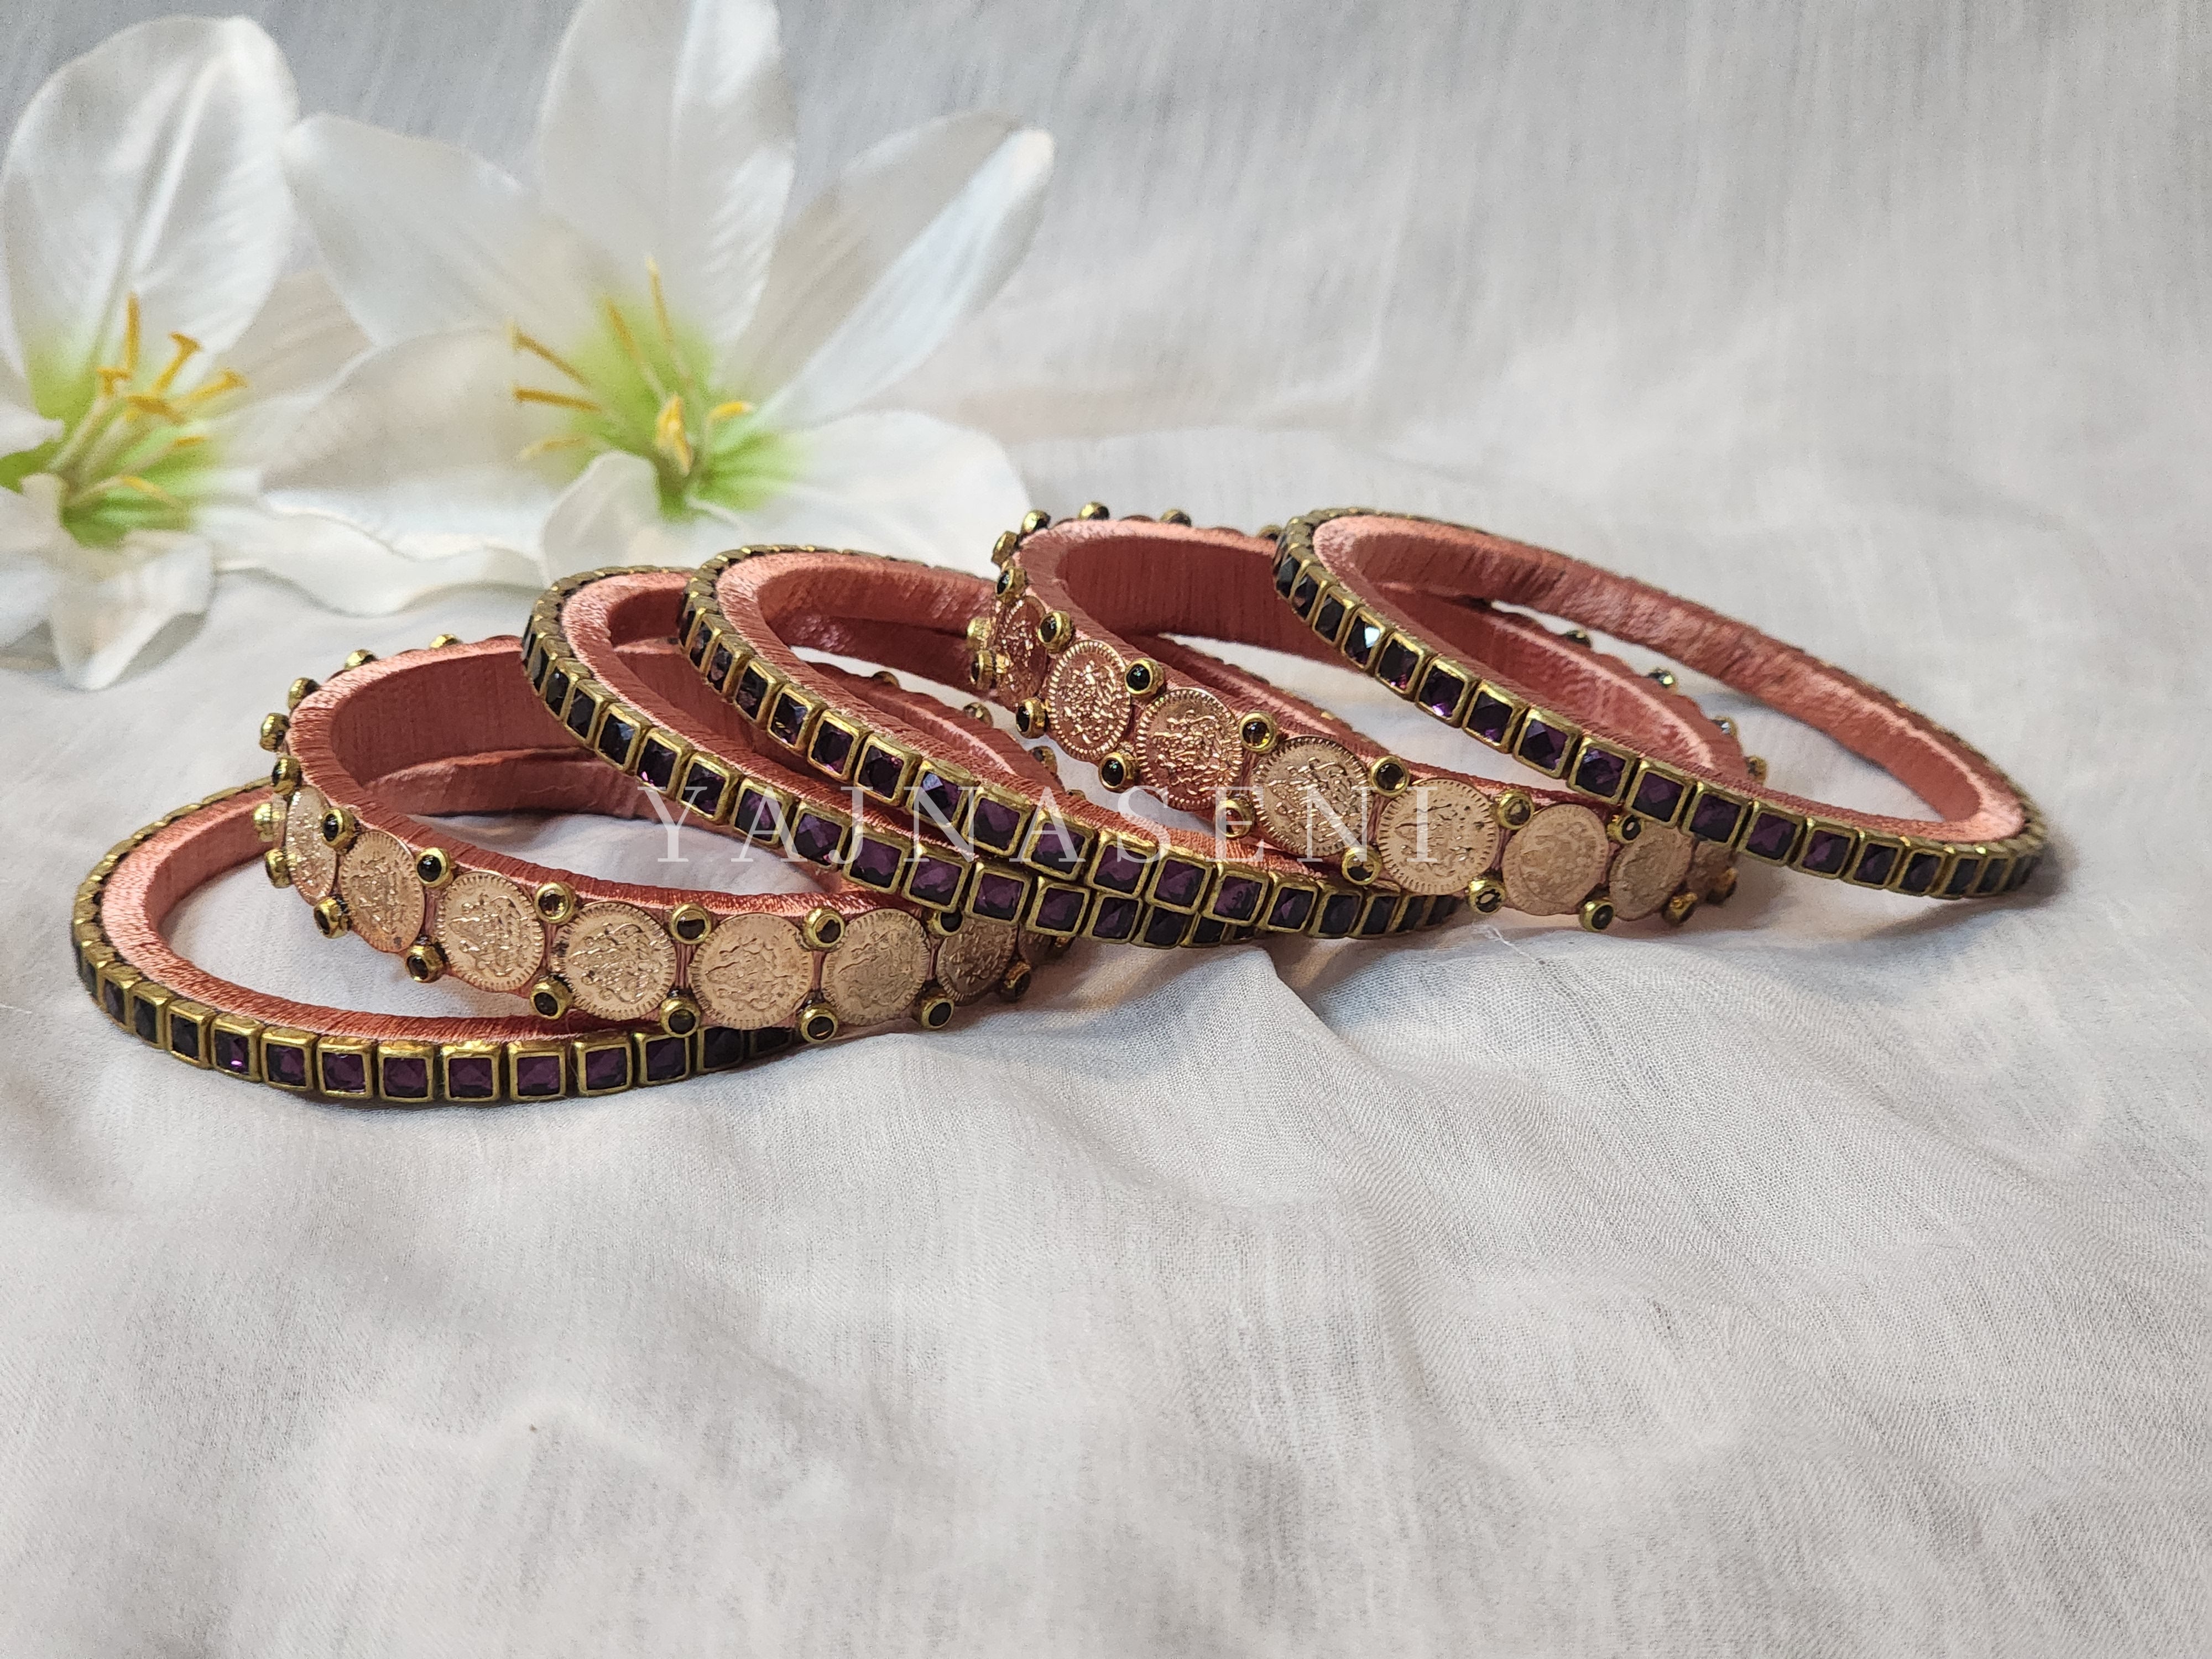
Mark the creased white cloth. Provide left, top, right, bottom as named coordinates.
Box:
left=1, top=2, right=2207, bottom=1655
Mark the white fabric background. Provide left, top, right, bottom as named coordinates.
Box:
left=4, top=2, right=2208, bottom=1653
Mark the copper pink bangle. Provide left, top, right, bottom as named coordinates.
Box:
left=1275, top=508, right=2046, bottom=899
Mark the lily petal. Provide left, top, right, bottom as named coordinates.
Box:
left=205, top=502, right=540, bottom=614
left=538, top=0, right=794, bottom=353
left=0, top=476, right=64, bottom=645
left=0, top=357, right=58, bottom=455
left=259, top=328, right=565, bottom=559
left=283, top=114, right=619, bottom=349
left=48, top=532, right=213, bottom=690
left=0, top=17, right=295, bottom=400
left=706, top=409, right=1026, bottom=573
left=733, top=114, right=1052, bottom=432
left=540, top=450, right=732, bottom=577
left=217, top=269, right=373, bottom=462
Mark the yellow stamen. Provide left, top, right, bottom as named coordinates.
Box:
left=104, top=474, right=183, bottom=507
left=149, top=332, right=201, bottom=395
left=602, top=298, right=665, bottom=400
left=513, top=386, right=601, bottom=413
left=708, top=399, right=753, bottom=422
left=645, top=258, right=695, bottom=393
left=654, top=394, right=693, bottom=473
left=123, top=393, right=182, bottom=420
left=122, top=294, right=142, bottom=379
left=97, top=367, right=132, bottom=394
left=175, top=369, right=247, bottom=409
left=506, top=321, right=586, bottom=384
left=517, top=434, right=591, bottom=462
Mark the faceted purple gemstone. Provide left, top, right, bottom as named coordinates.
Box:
left=1743, top=811, right=1798, bottom=862
left=809, top=720, right=855, bottom=775
left=906, top=854, right=964, bottom=907
left=1343, top=617, right=1385, bottom=668
left=1630, top=769, right=1686, bottom=822
left=319, top=1048, right=368, bottom=1095
left=857, top=742, right=905, bottom=799
left=544, top=666, right=571, bottom=712
left=1801, top=827, right=1853, bottom=875
left=1290, top=572, right=1321, bottom=617
left=686, top=626, right=711, bottom=666
left=1899, top=849, right=1941, bottom=894
left=1687, top=791, right=1744, bottom=843
left=767, top=691, right=808, bottom=745
left=1034, top=884, right=1087, bottom=933
left=1026, top=820, right=1087, bottom=875
left=1317, top=892, right=1362, bottom=937
left=790, top=812, right=844, bottom=865
left=733, top=664, right=770, bottom=718
left=597, top=711, right=640, bottom=765
left=583, top=1045, right=630, bottom=1092
left=1212, top=874, right=1264, bottom=922
left=915, top=769, right=967, bottom=826
left=1853, top=841, right=1898, bottom=885
left=445, top=1053, right=497, bottom=1099
left=265, top=1041, right=309, bottom=1089
left=1089, top=895, right=1140, bottom=940
left=212, top=1027, right=253, bottom=1076
left=846, top=837, right=904, bottom=888
left=1391, top=898, right=1426, bottom=932
left=734, top=784, right=782, bottom=838
left=971, top=795, right=1024, bottom=852
left=1313, top=593, right=1348, bottom=641
left=1572, top=746, right=1627, bottom=799
left=1141, top=907, right=1188, bottom=947
left=1976, top=858, right=2007, bottom=895
left=132, top=997, right=159, bottom=1044
left=679, top=762, right=727, bottom=818
left=1517, top=717, right=1571, bottom=774
left=1093, top=842, right=1149, bottom=893
left=1357, top=896, right=1398, bottom=936
left=1417, top=662, right=1468, bottom=721
left=1151, top=857, right=1206, bottom=909
left=972, top=870, right=1026, bottom=921
left=1189, top=917, right=1227, bottom=946
left=699, top=1026, right=748, bottom=1072
left=708, top=641, right=735, bottom=687
left=513, top=1051, right=564, bottom=1098
left=1274, top=551, right=1301, bottom=596
left=751, top=1027, right=794, bottom=1060
left=1944, top=858, right=1981, bottom=897
left=637, top=734, right=680, bottom=791
left=102, top=978, right=124, bottom=1022
left=1375, top=637, right=1421, bottom=693
left=564, top=690, right=598, bottom=738
left=169, top=1018, right=201, bottom=1063
left=643, top=1034, right=689, bottom=1082
left=380, top=1053, right=430, bottom=1100
left=1467, top=689, right=1518, bottom=745
left=1266, top=886, right=1316, bottom=931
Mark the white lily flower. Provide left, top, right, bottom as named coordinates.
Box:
left=272, top=0, right=1052, bottom=580
left=0, top=17, right=538, bottom=690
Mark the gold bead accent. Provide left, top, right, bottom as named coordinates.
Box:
left=1467, top=875, right=1505, bottom=914
left=1340, top=845, right=1379, bottom=885
left=1578, top=894, right=1615, bottom=932
left=964, top=648, right=997, bottom=692
left=916, top=988, right=956, bottom=1029
left=340, top=648, right=377, bottom=671
left=311, top=896, right=350, bottom=938
left=252, top=799, right=280, bottom=843
left=1020, top=509, right=1051, bottom=536
left=964, top=617, right=992, bottom=650
left=1564, top=628, right=1593, bottom=646
left=1707, top=865, right=1739, bottom=905
left=1219, top=792, right=1258, bottom=840
left=1029, top=745, right=1059, bottom=774
left=961, top=700, right=994, bottom=724
left=1494, top=789, right=1533, bottom=830
left=284, top=675, right=319, bottom=710
left=1160, top=508, right=1192, bottom=525
left=1745, top=754, right=1769, bottom=781
left=1369, top=755, right=1411, bottom=796
left=427, top=632, right=462, bottom=649
left=268, top=755, right=302, bottom=798
left=1714, top=716, right=1738, bottom=738
left=1076, top=500, right=1110, bottom=520
left=659, top=993, right=701, bottom=1036
left=1014, top=698, right=1050, bottom=738
left=1239, top=712, right=1279, bottom=754
left=798, top=999, right=841, bottom=1044
left=1662, top=890, right=1699, bottom=926
left=404, top=941, right=446, bottom=983
left=318, top=805, right=358, bottom=851
left=995, top=562, right=1027, bottom=601
left=414, top=846, right=455, bottom=887
left=1037, top=609, right=1074, bottom=651
left=925, top=909, right=965, bottom=938
left=1097, top=749, right=1137, bottom=791
left=802, top=905, right=846, bottom=950
left=257, top=712, right=289, bottom=752
left=533, top=880, right=577, bottom=924
left=991, top=530, right=1020, bottom=566
left=1607, top=812, right=1642, bottom=846
left=1647, top=667, right=1678, bottom=689
left=529, top=977, right=571, bottom=1020
left=1123, top=657, right=1164, bottom=698
left=998, top=959, right=1034, bottom=1003
left=665, top=902, right=711, bottom=944
left=262, top=847, right=290, bottom=888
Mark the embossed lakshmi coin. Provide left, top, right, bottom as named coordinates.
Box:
left=1041, top=638, right=1131, bottom=761
left=1249, top=737, right=1370, bottom=858
left=432, top=869, right=544, bottom=993
left=1374, top=776, right=1501, bottom=896
left=992, top=594, right=1051, bottom=702
left=283, top=784, right=337, bottom=902
left=1134, top=686, right=1238, bottom=813
left=553, top=902, right=679, bottom=1022
left=1606, top=822, right=1694, bottom=921
left=1500, top=803, right=1610, bottom=915
left=932, top=915, right=1016, bottom=1003
left=688, top=912, right=812, bottom=1029
left=336, top=829, right=425, bottom=953
left=819, top=909, right=929, bottom=1027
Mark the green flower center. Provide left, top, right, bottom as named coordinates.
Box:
left=509, top=262, right=797, bottom=518
left=0, top=295, right=238, bottom=547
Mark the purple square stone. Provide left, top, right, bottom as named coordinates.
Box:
left=809, top=720, right=855, bottom=775
left=699, top=1026, right=748, bottom=1071
left=380, top=1053, right=430, bottom=1100
left=906, top=855, right=964, bottom=907
left=1467, top=689, right=1517, bottom=745
left=1898, top=850, right=1941, bottom=894
left=319, top=1048, right=368, bottom=1095
left=637, top=735, right=680, bottom=791
left=583, top=1045, right=630, bottom=1092
left=1357, top=896, right=1398, bottom=936
left=972, top=871, right=1026, bottom=921
left=1093, top=842, right=1149, bottom=893
left=1572, top=746, right=1627, bottom=799
left=597, top=711, right=640, bottom=765
left=1687, top=791, right=1744, bottom=843
left=1141, top=906, right=1188, bottom=947
left=132, top=997, right=159, bottom=1044
left=212, top=1027, right=253, bottom=1076
left=686, top=627, right=711, bottom=665
left=733, top=664, right=770, bottom=718
left=642, top=1035, right=688, bottom=1083
left=846, top=837, right=904, bottom=888
left=544, top=666, right=571, bottom=711
left=1266, top=886, right=1316, bottom=930
left=734, top=784, right=784, bottom=839
left=1976, top=858, right=2008, bottom=894
left=1944, top=858, right=1981, bottom=897
left=708, top=641, right=734, bottom=687
left=857, top=743, right=905, bottom=799
left=971, top=795, right=1025, bottom=852
left=1290, top=572, right=1320, bottom=617
left=1089, top=895, right=1140, bottom=940
left=445, top=1053, right=497, bottom=1099
left=915, top=769, right=967, bottom=827
left=1744, top=811, right=1798, bottom=862
left=513, top=1051, right=564, bottom=1098
left=1317, top=892, right=1362, bottom=937
left=1417, top=662, right=1467, bottom=721
left=1151, top=857, right=1206, bottom=909
left=1343, top=617, right=1385, bottom=668
left=1190, top=917, right=1227, bottom=946
left=1212, top=874, right=1264, bottom=922
left=1391, top=897, right=1427, bottom=932
left=1517, top=717, right=1571, bottom=774
left=679, top=762, right=727, bottom=818
left=1801, top=827, right=1853, bottom=875
left=790, top=812, right=844, bottom=865
left=1026, top=820, right=1087, bottom=875
left=1375, top=637, right=1421, bottom=693
left=1274, top=551, right=1301, bottom=595
left=1852, top=842, right=1898, bottom=885
left=1033, top=884, right=1087, bottom=933
left=265, top=1041, right=309, bottom=1089
left=102, top=978, right=124, bottom=1022
left=168, top=1018, right=201, bottom=1063
left=1630, top=769, right=1686, bottom=822
left=767, top=691, right=809, bottom=745
left=1313, top=593, right=1348, bottom=641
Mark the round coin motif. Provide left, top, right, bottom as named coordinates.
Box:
left=1249, top=737, right=1370, bottom=858
left=553, top=902, right=679, bottom=1022
left=432, top=869, right=544, bottom=992
left=1606, top=822, right=1694, bottom=921
left=1134, top=686, right=1238, bottom=813
left=1499, top=804, right=1610, bottom=916
left=819, top=909, right=929, bottom=1027
left=688, top=912, right=812, bottom=1029
left=933, top=916, right=1016, bottom=1003
left=1374, top=777, right=1502, bottom=896
left=336, top=829, right=425, bottom=953
left=283, top=784, right=337, bottom=902
left=1041, top=638, right=1131, bottom=762
left=992, top=595, right=1051, bottom=702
